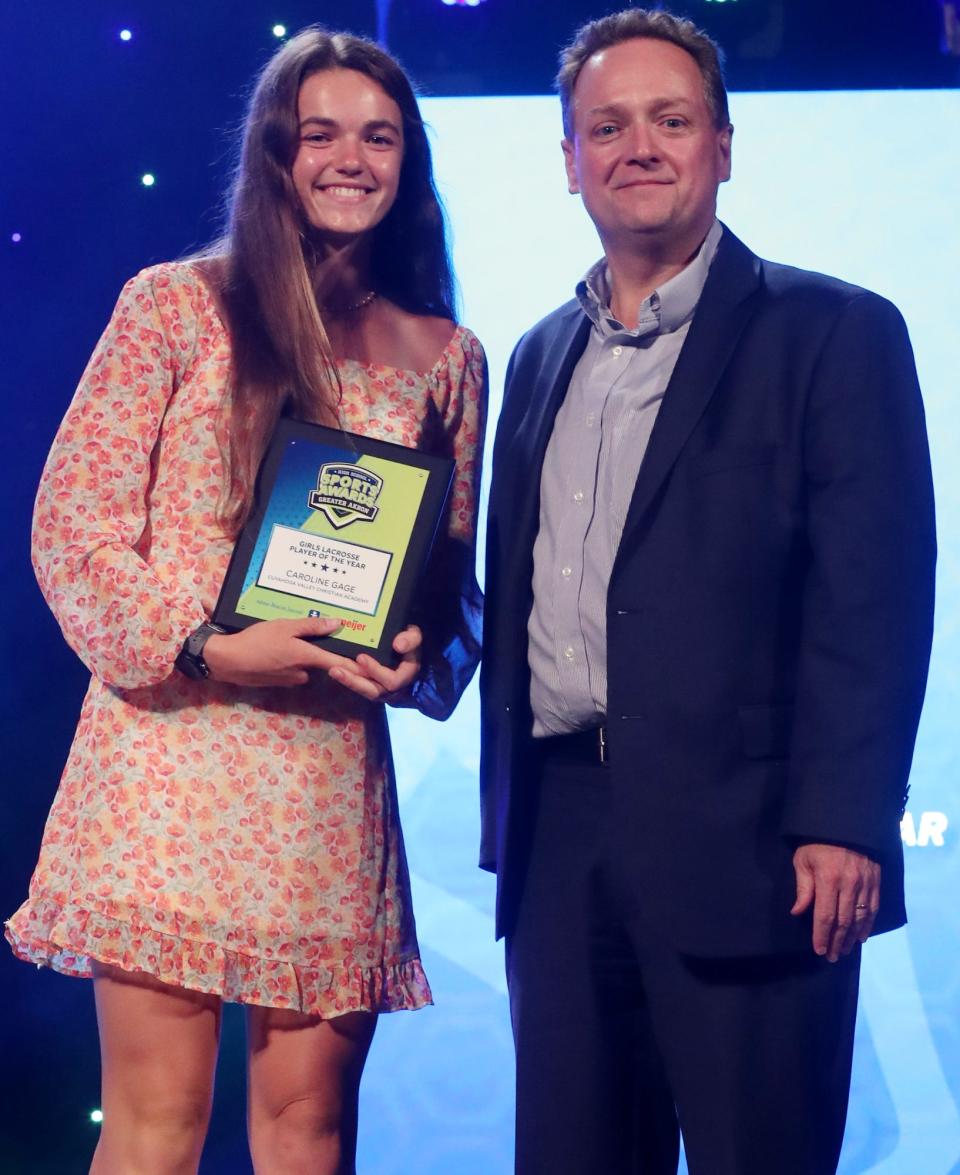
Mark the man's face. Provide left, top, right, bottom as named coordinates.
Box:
left=562, top=37, right=732, bottom=256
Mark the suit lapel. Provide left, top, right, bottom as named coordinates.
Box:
left=503, top=307, right=591, bottom=543
left=616, top=229, right=763, bottom=550
left=515, top=308, right=591, bottom=473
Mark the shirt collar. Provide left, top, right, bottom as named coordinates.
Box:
left=576, top=219, right=723, bottom=340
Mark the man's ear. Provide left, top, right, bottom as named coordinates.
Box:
left=561, top=138, right=580, bottom=195
left=718, top=123, right=733, bottom=184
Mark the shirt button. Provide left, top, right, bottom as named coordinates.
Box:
left=586, top=413, right=595, bottom=427
left=563, top=646, right=575, bottom=661
left=561, top=566, right=572, bottom=578
left=573, top=491, right=584, bottom=503
left=612, top=345, right=623, bottom=356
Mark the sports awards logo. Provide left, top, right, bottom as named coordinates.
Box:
left=308, top=463, right=384, bottom=530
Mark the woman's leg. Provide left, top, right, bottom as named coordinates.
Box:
left=89, top=962, right=222, bottom=1175
left=246, top=1005, right=377, bottom=1175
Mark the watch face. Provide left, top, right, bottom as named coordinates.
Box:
left=176, top=623, right=223, bottom=680
left=175, top=647, right=207, bottom=680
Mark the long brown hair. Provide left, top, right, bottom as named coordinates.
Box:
left=213, top=27, right=456, bottom=532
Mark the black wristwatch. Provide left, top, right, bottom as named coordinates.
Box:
left=174, top=622, right=227, bottom=680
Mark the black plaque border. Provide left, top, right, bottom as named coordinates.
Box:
left=213, top=418, right=454, bottom=666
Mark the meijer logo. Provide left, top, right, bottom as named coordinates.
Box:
left=308, top=463, right=383, bottom=530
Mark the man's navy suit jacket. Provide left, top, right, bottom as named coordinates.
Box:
left=479, top=226, right=936, bottom=956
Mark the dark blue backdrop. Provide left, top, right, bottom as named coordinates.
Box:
left=3, top=4, right=957, bottom=1172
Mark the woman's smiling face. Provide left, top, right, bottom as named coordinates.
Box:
left=291, top=69, right=404, bottom=243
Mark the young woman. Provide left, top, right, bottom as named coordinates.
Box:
left=6, top=27, right=485, bottom=1175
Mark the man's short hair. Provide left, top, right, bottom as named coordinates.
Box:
left=557, top=7, right=730, bottom=137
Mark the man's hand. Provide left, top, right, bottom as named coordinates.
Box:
left=329, top=624, right=423, bottom=703
left=202, top=617, right=355, bottom=687
left=791, top=843, right=881, bottom=962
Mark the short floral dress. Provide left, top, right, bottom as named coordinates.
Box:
left=5, top=263, right=485, bottom=1016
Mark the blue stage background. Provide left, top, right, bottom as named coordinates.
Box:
left=1, top=36, right=956, bottom=1175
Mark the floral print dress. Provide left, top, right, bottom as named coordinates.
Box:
left=5, top=263, right=485, bottom=1016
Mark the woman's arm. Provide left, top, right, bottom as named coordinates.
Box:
left=403, top=328, right=488, bottom=720
left=32, top=267, right=209, bottom=688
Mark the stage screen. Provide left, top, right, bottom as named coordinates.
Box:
left=359, top=88, right=960, bottom=1175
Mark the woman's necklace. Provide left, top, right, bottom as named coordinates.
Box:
left=340, top=290, right=378, bottom=313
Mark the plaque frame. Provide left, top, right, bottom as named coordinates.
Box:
left=213, top=418, right=454, bottom=665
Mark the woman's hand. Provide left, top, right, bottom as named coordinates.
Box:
left=203, top=617, right=356, bottom=687
left=328, top=625, right=423, bottom=703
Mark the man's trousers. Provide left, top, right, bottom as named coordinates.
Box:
left=506, top=744, right=861, bottom=1175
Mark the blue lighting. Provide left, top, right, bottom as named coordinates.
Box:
left=118, top=28, right=133, bottom=41
left=141, top=173, right=155, bottom=187
left=11, top=232, right=22, bottom=243
left=272, top=23, right=287, bottom=38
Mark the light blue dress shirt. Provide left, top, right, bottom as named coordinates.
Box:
left=528, top=220, right=722, bottom=736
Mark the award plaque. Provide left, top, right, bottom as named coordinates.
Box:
left=214, top=419, right=454, bottom=664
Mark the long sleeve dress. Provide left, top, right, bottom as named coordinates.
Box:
left=5, top=262, right=486, bottom=1016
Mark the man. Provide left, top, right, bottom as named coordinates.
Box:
left=479, top=9, right=936, bottom=1174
